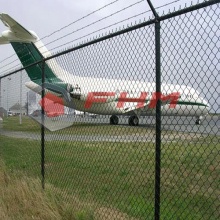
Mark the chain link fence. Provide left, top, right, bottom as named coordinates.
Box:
left=0, top=1, right=219, bottom=219
left=0, top=71, right=42, bottom=177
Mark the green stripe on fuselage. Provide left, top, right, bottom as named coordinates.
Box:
left=177, top=101, right=208, bottom=107
left=114, top=98, right=208, bottom=108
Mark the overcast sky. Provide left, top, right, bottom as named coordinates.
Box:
left=0, top=0, right=199, bottom=72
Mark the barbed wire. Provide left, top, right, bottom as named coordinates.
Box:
left=0, top=0, right=145, bottom=74
left=41, top=0, right=145, bottom=50
left=0, top=0, right=122, bottom=64
left=48, top=11, right=149, bottom=53
left=0, top=0, right=185, bottom=75
left=48, top=0, right=181, bottom=53
left=40, top=0, right=121, bottom=41
left=0, top=53, right=16, bottom=63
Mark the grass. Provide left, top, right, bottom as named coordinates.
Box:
left=0, top=159, right=95, bottom=220
left=1, top=116, right=40, bottom=133
left=0, top=134, right=219, bottom=219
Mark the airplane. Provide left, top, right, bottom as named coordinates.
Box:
left=0, top=13, right=210, bottom=126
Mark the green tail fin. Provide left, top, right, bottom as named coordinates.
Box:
left=11, top=42, right=60, bottom=84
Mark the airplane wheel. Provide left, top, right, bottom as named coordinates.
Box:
left=195, top=119, right=201, bottom=125
left=110, top=115, right=119, bottom=125
left=128, top=116, right=139, bottom=126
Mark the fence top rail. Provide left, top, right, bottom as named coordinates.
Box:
left=0, top=0, right=219, bottom=80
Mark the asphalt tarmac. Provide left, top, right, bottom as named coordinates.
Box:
left=69, top=115, right=220, bottom=135
left=1, top=115, right=219, bottom=142
left=35, top=114, right=219, bottom=135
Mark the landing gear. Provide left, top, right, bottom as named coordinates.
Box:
left=110, top=115, right=119, bottom=125
left=128, top=115, right=139, bottom=126
left=195, top=116, right=203, bottom=125
left=195, top=118, right=201, bottom=125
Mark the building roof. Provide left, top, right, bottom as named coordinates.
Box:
left=9, top=103, right=26, bottom=111
left=0, top=107, right=7, bottom=113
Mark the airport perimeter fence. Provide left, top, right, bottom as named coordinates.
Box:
left=0, top=0, right=219, bottom=219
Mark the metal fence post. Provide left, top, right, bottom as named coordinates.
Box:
left=155, top=20, right=161, bottom=220
left=146, top=1, right=161, bottom=219
left=41, top=60, right=45, bottom=189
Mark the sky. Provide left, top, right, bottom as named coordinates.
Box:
left=0, top=0, right=219, bottom=113
left=0, top=0, right=199, bottom=71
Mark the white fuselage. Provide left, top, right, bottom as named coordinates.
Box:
left=0, top=13, right=210, bottom=123
left=30, top=40, right=210, bottom=117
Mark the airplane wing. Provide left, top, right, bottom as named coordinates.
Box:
left=0, top=13, right=37, bottom=43
left=121, top=102, right=162, bottom=115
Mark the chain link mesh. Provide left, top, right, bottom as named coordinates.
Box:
left=0, top=1, right=219, bottom=219
left=0, top=71, right=41, bottom=177
left=159, top=4, right=219, bottom=219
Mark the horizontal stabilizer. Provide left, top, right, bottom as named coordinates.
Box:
left=0, top=13, right=38, bottom=44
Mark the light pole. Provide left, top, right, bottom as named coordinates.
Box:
left=0, top=78, right=1, bottom=108
left=19, top=71, right=22, bottom=124
left=26, top=92, right=29, bottom=115
left=7, top=77, right=11, bottom=117
left=3, top=89, right=5, bottom=117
